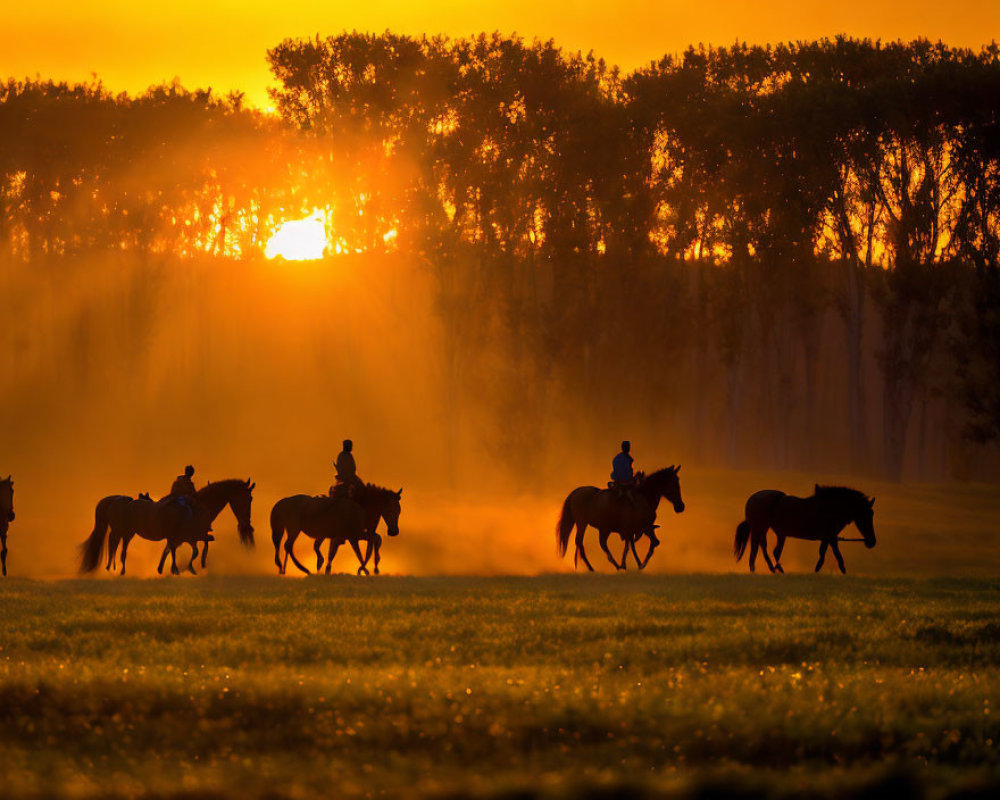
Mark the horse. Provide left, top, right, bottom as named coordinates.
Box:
left=556, top=466, right=685, bottom=571
left=79, top=494, right=214, bottom=575
left=270, top=494, right=368, bottom=575
left=322, top=484, right=402, bottom=575
left=734, top=485, right=876, bottom=574
left=0, top=476, right=13, bottom=576
left=152, top=478, right=255, bottom=572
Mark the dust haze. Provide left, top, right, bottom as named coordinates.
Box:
left=4, top=36, right=1000, bottom=578
left=2, top=248, right=999, bottom=579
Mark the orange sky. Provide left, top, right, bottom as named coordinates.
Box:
left=3, top=1, right=998, bottom=108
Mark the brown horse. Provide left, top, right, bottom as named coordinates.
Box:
left=556, top=466, right=685, bottom=571
left=270, top=494, right=369, bottom=575
left=79, top=494, right=214, bottom=575
left=151, top=478, right=256, bottom=572
left=0, top=476, right=13, bottom=576
left=321, top=484, right=402, bottom=575
left=734, top=485, right=876, bottom=574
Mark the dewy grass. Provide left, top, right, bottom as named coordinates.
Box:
left=0, top=575, right=998, bottom=799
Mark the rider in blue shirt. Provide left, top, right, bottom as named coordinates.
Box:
left=611, top=441, right=637, bottom=504
left=612, top=441, right=634, bottom=483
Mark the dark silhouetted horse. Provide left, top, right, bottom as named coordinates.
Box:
left=734, top=485, right=876, bottom=574
left=556, top=466, right=685, bottom=571
left=79, top=493, right=214, bottom=575
left=322, top=484, right=402, bottom=575
left=270, top=494, right=367, bottom=575
left=151, top=478, right=256, bottom=571
left=271, top=484, right=402, bottom=575
left=0, top=476, right=13, bottom=576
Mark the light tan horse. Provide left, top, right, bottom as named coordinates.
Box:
left=556, top=467, right=685, bottom=571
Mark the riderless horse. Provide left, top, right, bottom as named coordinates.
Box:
left=734, top=485, right=876, bottom=573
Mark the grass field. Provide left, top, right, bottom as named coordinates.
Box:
left=1, top=576, right=999, bottom=799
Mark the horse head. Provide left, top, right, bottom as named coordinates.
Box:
left=381, top=487, right=403, bottom=537
left=856, top=495, right=876, bottom=549
left=649, top=465, right=685, bottom=514
left=231, top=478, right=256, bottom=545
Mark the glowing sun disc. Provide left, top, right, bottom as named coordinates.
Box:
left=265, top=212, right=328, bottom=260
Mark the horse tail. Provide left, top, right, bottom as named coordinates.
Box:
left=556, top=492, right=575, bottom=558
left=79, top=496, right=113, bottom=573
left=734, top=520, right=751, bottom=562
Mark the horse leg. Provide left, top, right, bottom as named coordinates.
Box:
left=107, top=530, right=119, bottom=572
left=158, top=543, right=171, bottom=572
left=641, top=529, right=660, bottom=569
left=314, top=539, right=325, bottom=573
left=200, top=540, right=209, bottom=569
left=284, top=532, right=311, bottom=575
left=757, top=538, right=778, bottom=573
left=326, top=541, right=343, bottom=573
left=748, top=536, right=758, bottom=573
left=815, top=541, right=828, bottom=572
left=326, top=540, right=336, bottom=575
left=187, top=544, right=199, bottom=575
left=598, top=530, right=622, bottom=570
left=1, top=531, right=6, bottom=576
left=373, top=534, right=382, bottom=575
left=574, top=522, right=594, bottom=572
left=830, top=540, right=847, bottom=574
left=628, top=536, right=641, bottom=568
left=273, top=528, right=285, bottom=573
left=170, top=545, right=180, bottom=576
left=120, top=533, right=133, bottom=576
left=773, top=535, right=786, bottom=574
left=348, top=539, right=369, bottom=576
left=620, top=537, right=630, bottom=570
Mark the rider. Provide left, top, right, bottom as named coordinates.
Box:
left=332, top=440, right=364, bottom=498
left=168, top=465, right=197, bottom=519
left=611, top=441, right=637, bottom=504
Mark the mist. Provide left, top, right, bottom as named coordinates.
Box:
left=3, top=35, right=1000, bottom=578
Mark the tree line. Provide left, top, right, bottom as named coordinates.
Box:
left=2, top=35, right=999, bottom=481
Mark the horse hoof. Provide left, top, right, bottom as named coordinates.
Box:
left=374, top=568, right=380, bottom=576
left=776, top=564, right=784, bottom=574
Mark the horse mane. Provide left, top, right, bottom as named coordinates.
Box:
left=813, top=485, right=868, bottom=505
left=643, top=467, right=677, bottom=485
left=358, top=482, right=399, bottom=500
left=196, top=478, right=251, bottom=500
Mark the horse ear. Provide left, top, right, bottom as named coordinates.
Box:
left=869, top=496, right=875, bottom=508
left=246, top=477, right=252, bottom=486
left=815, top=483, right=821, bottom=493
left=674, top=465, right=681, bottom=474
left=249, top=482, right=256, bottom=492
left=396, top=488, right=403, bottom=499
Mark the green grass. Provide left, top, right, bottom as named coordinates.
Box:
left=1, top=575, right=999, bottom=799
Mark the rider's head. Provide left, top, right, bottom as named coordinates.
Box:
left=184, top=465, right=194, bottom=478
left=621, top=440, right=631, bottom=454
left=343, top=439, right=353, bottom=452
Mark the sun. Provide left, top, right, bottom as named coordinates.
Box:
left=265, top=211, right=329, bottom=260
